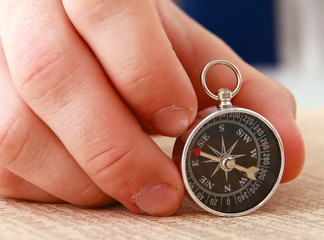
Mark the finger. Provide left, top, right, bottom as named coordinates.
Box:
left=0, top=38, right=112, bottom=207
left=156, top=0, right=305, bottom=182
left=62, top=0, right=197, bottom=137
left=0, top=166, right=63, bottom=203
left=156, top=1, right=295, bottom=112
left=0, top=1, right=183, bottom=216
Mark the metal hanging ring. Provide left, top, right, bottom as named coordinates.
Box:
left=201, top=60, right=242, bottom=101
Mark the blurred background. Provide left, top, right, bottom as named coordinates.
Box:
left=174, top=0, right=324, bottom=108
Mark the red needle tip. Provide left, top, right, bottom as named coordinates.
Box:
left=192, top=148, right=201, bottom=157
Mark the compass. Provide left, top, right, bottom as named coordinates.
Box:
left=175, top=60, right=284, bottom=216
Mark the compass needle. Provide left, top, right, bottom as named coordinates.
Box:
left=200, top=151, right=221, bottom=162
left=235, top=165, right=260, bottom=180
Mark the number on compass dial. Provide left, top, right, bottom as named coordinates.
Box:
left=183, top=109, right=283, bottom=215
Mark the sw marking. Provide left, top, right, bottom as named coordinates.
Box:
left=236, top=128, right=253, bottom=143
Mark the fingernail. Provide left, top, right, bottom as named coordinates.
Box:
left=132, top=183, right=181, bottom=216
left=149, top=106, right=190, bottom=137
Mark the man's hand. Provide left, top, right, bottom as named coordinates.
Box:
left=0, top=0, right=304, bottom=216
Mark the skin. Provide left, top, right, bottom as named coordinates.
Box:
left=0, top=0, right=304, bottom=216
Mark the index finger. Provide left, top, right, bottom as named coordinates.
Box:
left=1, top=0, right=184, bottom=216
left=63, top=0, right=197, bottom=137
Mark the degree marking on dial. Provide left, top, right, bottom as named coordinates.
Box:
left=261, top=150, right=270, bottom=154
left=259, top=165, right=269, bottom=169
left=205, top=194, right=211, bottom=205
left=245, top=187, right=252, bottom=197
left=226, top=196, right=231, bottom=207
left=250, top=120, right=257, bottom=130
left=239, top=113, right=244, bottom=123
left=234, top=194, right=238, bottom=205
left=257, top=134, right=268, bottom=141
left=256, top=179, right=263, bottom=184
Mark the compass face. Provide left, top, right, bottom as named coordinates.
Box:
left=182, top=108, right=284, bottom=216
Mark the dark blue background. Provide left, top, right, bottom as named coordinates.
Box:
left=183, top=0, right=277, bottom=64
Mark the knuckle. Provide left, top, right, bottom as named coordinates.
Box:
left=18, top=48, right=62, bottom=89
left=0, top=166, right=22, bottom=197
left=116, top=57, right=161, bottom=105
left=15, top=40, right=78, bottom=106
left=74, top=0, right=132, bottom=29
left=118, top=64, right=170, bottom=118
left=121, top=61, right=156, bottom=90
left=84, top=144, right=136, bottom=186
left=71, top=182, right=112, bottom=207
left=0, top=109, right=29, bottom=169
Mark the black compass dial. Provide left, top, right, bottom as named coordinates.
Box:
left=182, top=108, right=284, bottom=216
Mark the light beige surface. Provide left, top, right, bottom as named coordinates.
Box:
left=0, top=109, right=323, bottom=240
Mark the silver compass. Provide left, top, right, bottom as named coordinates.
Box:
left=173, top=60, right=284, bottom=217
